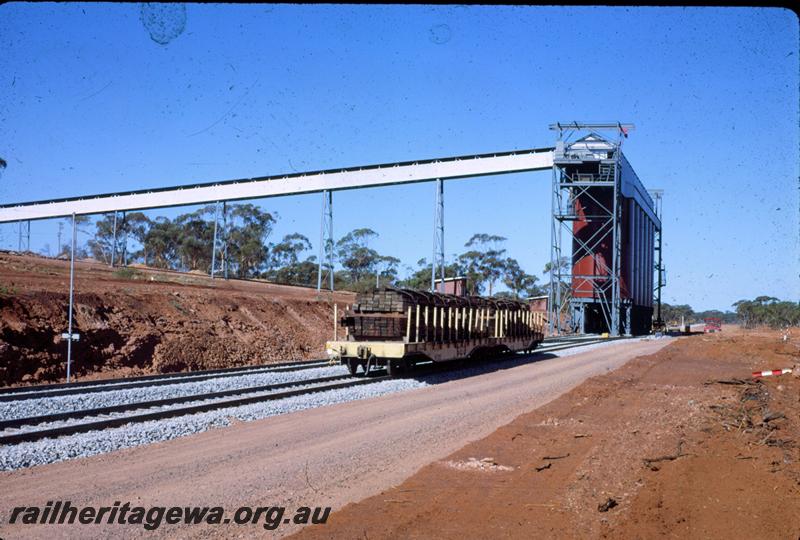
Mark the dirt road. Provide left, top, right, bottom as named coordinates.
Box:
left=294, top=328, right=800, bottom=540
left=0, top=339, right=670, bottom=538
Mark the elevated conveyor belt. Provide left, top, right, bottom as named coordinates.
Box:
left=0, top=147, right=554, bottom=223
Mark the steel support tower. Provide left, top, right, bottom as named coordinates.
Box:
left=316, top=189, right=334, bottom=292
left=548, top=123, right=633, bottom=336
left=431, top=178, right=445, bottom=293
left=210, top=201, right=229, bottom=279
left=17, top=220, right=30, bottom=252
left=650, top=189, right=665, bottom=328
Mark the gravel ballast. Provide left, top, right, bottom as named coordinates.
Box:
left=4, top=361, right=329, bottom=398
left=0, top=365, right=349, bottom=421
left=0, top=378, right=423, bottom=471
left=0, top=377, right=359, bottom=437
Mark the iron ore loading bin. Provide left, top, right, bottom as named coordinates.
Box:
left=551, top=132, right=662, bottom=336
left=326, top=287, right=545, bottom=376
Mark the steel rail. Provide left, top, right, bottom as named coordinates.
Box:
left=0, top=359, right=331, bottom=402
left=0, top=373, right=356, bottom=431
left=0, top=376, right=388, bottom=445
left=532, top=337, right=624, bottom=354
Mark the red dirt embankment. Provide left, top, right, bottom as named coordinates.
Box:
left=0, top=252, right=354, bottom=386
left=294, top=328, right=800, bottom=540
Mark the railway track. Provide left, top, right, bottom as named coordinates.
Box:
left=0, top=374, right=386, bottom=445
left=534, top=335, right=626, bottom=354
left=0, top=358, right=330, bottom=402
left=0, top=335, right=630, bottom=447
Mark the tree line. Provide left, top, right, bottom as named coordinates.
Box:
left=732, top=296, right=800, bottom=328
left=60, top=205, right=544, bottom=298
left=661, top=296, right=800, bottom=328
left=659, top=303, right=737, bottom=325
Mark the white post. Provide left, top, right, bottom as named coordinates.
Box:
left=334, top=303, right=338, bottom=341
left=66, top=213, right=77, bottom=383
left=222, top=201, right=229, bottom=279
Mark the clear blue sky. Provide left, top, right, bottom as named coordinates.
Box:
left=0, top=4, right=797, bottom=311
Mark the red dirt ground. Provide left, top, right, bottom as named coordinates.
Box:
left=0, top=252, right=354, bottom=386
left=293, top=328, right=800, bottom=539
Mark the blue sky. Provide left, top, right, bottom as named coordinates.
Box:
left=0, top=4, right=797, bottom=311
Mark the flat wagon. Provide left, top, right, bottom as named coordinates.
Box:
left=326, top=287, right=545, bottom=377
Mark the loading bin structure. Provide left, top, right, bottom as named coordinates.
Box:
left=548, top=127, right=664, bottom=336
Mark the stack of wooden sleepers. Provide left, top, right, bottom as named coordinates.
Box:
left=341, top=287, right=536, bottom=342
